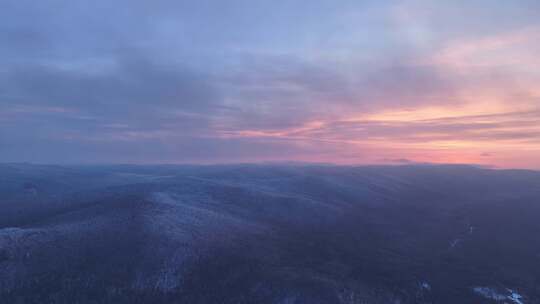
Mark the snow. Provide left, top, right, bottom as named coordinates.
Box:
left=473, top=287, right=507, bottom=301
left=507, top=289, right=524, bottom=304
left=473, top=287, right=525, bottom=304
left=450, top=238, right=461, bottom=248
left=420, top=282, right=431, bottom=291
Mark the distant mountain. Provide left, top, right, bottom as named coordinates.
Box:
left=1, top=164, right=539, bottom=303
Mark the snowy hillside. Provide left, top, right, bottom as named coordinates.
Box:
left=0, top=164, right=539, bottom=303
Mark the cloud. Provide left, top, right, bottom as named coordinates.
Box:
left=1, top=0, right=540, bottom=168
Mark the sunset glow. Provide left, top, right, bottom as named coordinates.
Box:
left=1, top=1, right=539, bottom=169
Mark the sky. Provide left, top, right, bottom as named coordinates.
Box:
left=1, top=0, right=539, bottom=169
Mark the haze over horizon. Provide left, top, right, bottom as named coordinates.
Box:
left=2, top=1, right=540, bottom=169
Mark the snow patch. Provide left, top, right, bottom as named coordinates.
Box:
left=420, top=281, right=431, bottom=291
left=473, top=287, right=525, bottom=304
left=507, top=289, right=524, bottom=304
